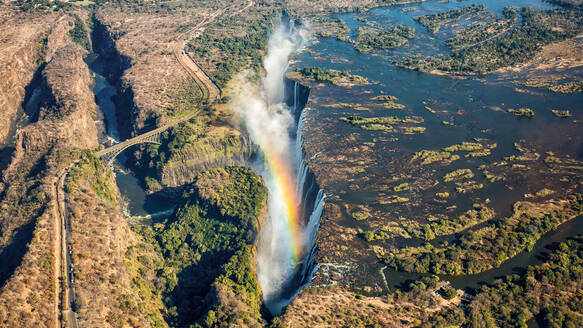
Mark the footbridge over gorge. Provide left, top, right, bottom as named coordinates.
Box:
left=96, top=111, right=200, bottom=165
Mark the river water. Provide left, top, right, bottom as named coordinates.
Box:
left=293, top=0, right=583, bottom=293
left=85, top=53, right=177, bottom=219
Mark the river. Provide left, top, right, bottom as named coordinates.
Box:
left=293, top=0, right=583, bottom=298
left=85, top=52, right=177, bottom=220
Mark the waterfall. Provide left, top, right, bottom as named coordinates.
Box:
left=230, top=17, right=323, bottom=316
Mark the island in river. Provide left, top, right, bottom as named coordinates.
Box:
left=282, top=0, right=583, bottom=326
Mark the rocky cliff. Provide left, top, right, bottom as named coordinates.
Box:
left=0, top=10, right=100, bottom=327
left=0, top=6, right=57, bottom=146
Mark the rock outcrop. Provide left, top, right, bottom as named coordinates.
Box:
left=0, top=6, right=57, bottom=146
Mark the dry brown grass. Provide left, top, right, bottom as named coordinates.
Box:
left=0, top=206, right=58, bottom=327
left=66, top=161, right=166, bottom=327
left=0, top=5, right=57, bottom=146
left=94, top=1, right=232, bottom=130
left=280, top=285, right=451, bottom=327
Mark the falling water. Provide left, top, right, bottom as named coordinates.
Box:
left=230, top=17, right=324, bottom=315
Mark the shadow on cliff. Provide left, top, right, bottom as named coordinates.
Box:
left=0, top=219, right=36, bottom=288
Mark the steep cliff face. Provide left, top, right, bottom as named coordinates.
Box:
left=0, top=6, right=57, bottom=146
left=0, top=10, right=100, bottom=327
left=10, top=44, right=98, bottom=163
left=160, top=134, right=254, bottom=188
left=92, top=7, right=195, bottom=135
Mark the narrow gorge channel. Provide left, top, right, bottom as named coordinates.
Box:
left=88, top=19, right=177, bottom=219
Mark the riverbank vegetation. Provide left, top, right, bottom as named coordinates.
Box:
left=353, top=25, right=415, bottom=52
left=414, top=4, right=486, bottom=34
left=425, top=235, right=583, bottom=327
left=397, top=6, right=583, bottom=74
left=382, top=195, right=583, bottom=275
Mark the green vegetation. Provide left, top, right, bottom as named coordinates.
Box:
left=297, top=67, right=368, bottom=85
left=353, top=25, right=415, bottom=52
left=440, top=287, right=457, bottom=300
left=340, top=115, right=425, bottom=134
left=455, top=180, right=484, bottom=194
left=68, top=16, right=90, bottom=51
left=414, top=207, right=494, bottom=241
left=382, top=101, right=406, bottom=110
left=192, top=167, right=266, bottom=227
left=372, top=95, right=398, bottom=102
left=523, top=78, right=583, bottom=93
left=443, top=141, right=482, bottom=152
left=361, top=123, right=393, bottom=131
left=166, top=79, right=204, bottom=118
left=398, top=7, right=583, bottom=74
left=414, top=4, right=486, bottom=34
left=445, top=7, right=518, bottom=51
left=402, top=126, right=426, bottom=134
left=188, top=14, right=275, bottom=89
left=66, top=151, right=118, bottom=207
left=426, top=235, right=583, bottom=327
left=552, top=109, right=572, bottom=118
left=413, top=150, right=460, bottom=165
left=352, top=211, right=370, bottom=221
left=549, top=80, right=583, bottom=93
left=132, top=166, right=266, bottom=327
left=312, top=17, right=350, bottom=39
left=380, top=195, right=410, bottom=204
left=134, top=119, right=253, bottom=189
left=383, top=195, right=583, bottom=275
left=340, top=115, right=423, bottom=125
left=393, top=183, right=409, bottom=192
left=443, top=168, right=474, bottom=182
left=507, top=107, right=534, bottom=117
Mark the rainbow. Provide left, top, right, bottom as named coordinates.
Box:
left=263, top=142, right=303, bottom=263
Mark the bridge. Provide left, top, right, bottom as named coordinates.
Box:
left=96, top=111, right=199, bottom=165
left=96, top=0, right=256, bottom=165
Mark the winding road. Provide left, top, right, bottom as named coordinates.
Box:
left=55, top=1, right=255, bottom=327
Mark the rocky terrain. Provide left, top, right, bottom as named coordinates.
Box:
left=0, top=6, right=56, bottom=146
left=0, top=7, right=100, bottom=326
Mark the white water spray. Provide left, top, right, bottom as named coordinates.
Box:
left=229, top=19, right=323, bottom=315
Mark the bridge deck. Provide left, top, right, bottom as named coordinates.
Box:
left=96, top=110, right=200, bottom=158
